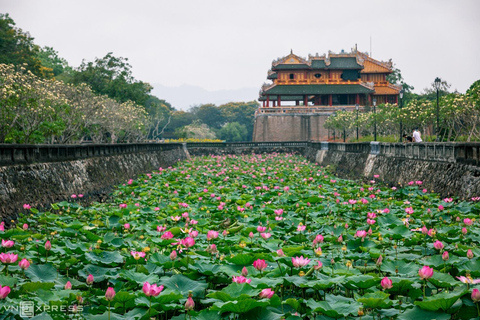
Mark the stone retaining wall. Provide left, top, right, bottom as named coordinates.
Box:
left=0, top=146, right=187, bottom=222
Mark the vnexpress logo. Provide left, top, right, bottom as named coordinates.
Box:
left=20, top=301, right=34, bottom=318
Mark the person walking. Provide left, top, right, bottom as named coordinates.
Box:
left=412, top=128, right=422, bottom=142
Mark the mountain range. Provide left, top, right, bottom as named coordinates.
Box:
left=151, top=84, right=259, bottom=111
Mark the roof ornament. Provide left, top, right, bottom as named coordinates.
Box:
left=290, top=49, right=293, bottom=54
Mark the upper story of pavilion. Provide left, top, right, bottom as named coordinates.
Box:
left=258, top=48, right=401, bottom=113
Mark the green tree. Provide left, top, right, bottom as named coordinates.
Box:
left=219, top=122, right=248, bottom=142
left=218, top=101, right=259, bottom=141
left=37, top=46, right=73, bottom=80
left=71, top=52, right=152, bottom=106
left=190, top=104, right=225, bottom=129
left=0, top=13, right=45, bottom=77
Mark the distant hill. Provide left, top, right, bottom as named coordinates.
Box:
left=151, top=84, right=259, bottom=111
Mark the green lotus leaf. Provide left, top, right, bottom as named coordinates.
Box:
left=397, top=306, right=451, bottom=320
left=78, top=264, right=120, bottom=282
left=85, top=251, right=124, bottom=265
left=25, top=264, right=58, bottom=282
left=414, top=288, right=468, bottom=312
left=207, top=283, right=261, bottom=301
left=161, top=274, right=208, bottom=298
left=343, top=274, right=378, bottom=290
left=429, top=272, right=458, bottom=288
left=306, top=298, right=360, bottom=318
left=20, top=282, right=55, bottom=293
left=380, top=260, right=420, bottom=276
left=357, top=291, right=392, bottom=309
left=212, top=299, right=270, bottom=314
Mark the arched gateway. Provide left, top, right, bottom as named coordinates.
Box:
left=253, top=48, right=401, bottom=141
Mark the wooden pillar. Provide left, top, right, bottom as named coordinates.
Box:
left=395, top=95, right=398, bottom=104
left=277, top=96, right=281, bottom=107
left=329, top=94, right=332, bottom=106
left=304, top=95, right=308, bottom=106
left=295, top=100, right=299, bottom=106
left=262, top=100, right=265, bottom=107
left=266, top=95, right=270, bottom=107
left=273, top=100, right=276, bottom=107
left=356, top=94, right=360, bottom=105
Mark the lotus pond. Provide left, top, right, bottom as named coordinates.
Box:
left=1, top=153, right=480, bottom=319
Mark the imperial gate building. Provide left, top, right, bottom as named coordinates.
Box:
left=253, top=48, right=401, bottom=141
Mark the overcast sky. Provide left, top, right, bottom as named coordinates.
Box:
left=2, top=0, right=479, bottom=95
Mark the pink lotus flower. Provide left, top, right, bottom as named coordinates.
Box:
left=355, top=230, right=367, bottom=238
left=241, top=266, right=248, bottom=277
left=1, top=240, right=14, bottom=248
left=438, top=205, right=444, bottom=211
left=143, top=282, right=164, bottom=297
left=206, top=244, right=218, bottom=254
left=367, top=219, right=376, bottom=225
left=18, top=258, right=30, bottom=270
left=23, top=224, right=28, bottom=230
left=418, top=266, right=434, bottom=279
left=105, top=287, right=115, bottom=301
left=442, top=251, right=449, bottom=261
left=253, top=259, right=268, bottom=272
left=381, top=277, right=393, bottom=290
left=274, top=209, right=283, bottom=216
left=45, top=240, right=51, bottom=251
left=259, top=288, right=275, bottom=299
left=472, top=289, right=480, bottom=302
left=464, top=218, right=473, bottom=226
left=0, top=285, right=10, bottom=299
left=276, top=249, right=285, bottom=257
left=207, top=230, right=219, bottom=240
left=131, top=251, right=146, bottom=260
left=457, top=276, right=480, bottom=284
left=367, top=212, right=377, bottom=219
left=249, top=232, right=254, bottom=238
left=161, top=231, right=174, bottom=239
left=338, top=235, right=343, bottom=242
left=65, top=281, right=72, bottom=290
left=171, top=216, right=181, bottom=222
left=462, top=227, right=468, bottom=235
left=348, top=199, right=357, bottom=205
left=232, top=276, right=251, bottom=284
left=185, top=293, right=195, bottom=311
left=189, top=230, right=199, bottom=237
left=292, top=256, right=311, bottom=268
left=297, top=224, right=306, bottom=232
left=405, top=207, right=414, bottom=214
left=0, top=253, right=18, bottom=264
left=444, top=197, right=453, bottom=203
left=376, top=255, right=383, bottom=266
left=433, top=240, right=444, bottom=250
left=313, top=234, right=324, bottom=245
left=361, top=198, right=368, bottom=204
left=421, top=226, right=428, bottom=235
left=467, top=249, right=474, bottom=259
left=170, top=250, right=177, bottom=260
left=314, top=260, right=323, bottom=270
left=86, top=274, right=94, bottom=285
left=181, top=237, right=195, bottom=248
left=23, top=204, right=31, bottom=210
left=119, top=204, right=127, bottom=209
left=124, top=223, right=130, bottom=229
left=257, top=226, right=267, bottom=233
left=260, top=232, right=271, bottom=239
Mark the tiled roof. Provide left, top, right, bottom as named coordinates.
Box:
left=262, top=84, right=374, bottom=95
